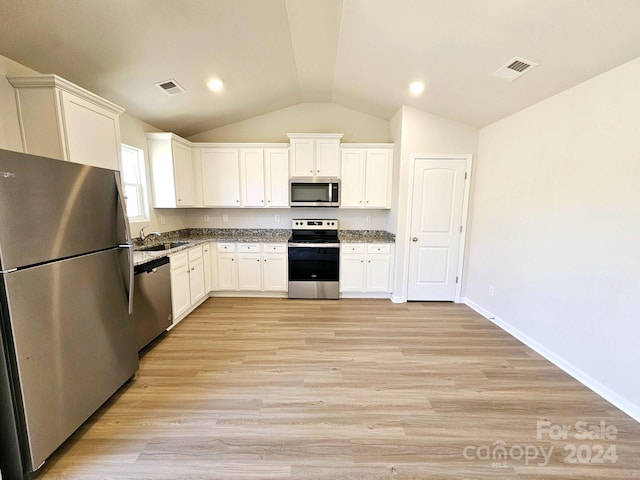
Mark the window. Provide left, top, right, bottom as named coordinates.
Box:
left=120, top=144, right=149, bottom=222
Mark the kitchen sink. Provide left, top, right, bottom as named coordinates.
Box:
left=136, top=241, right=190, bottom=252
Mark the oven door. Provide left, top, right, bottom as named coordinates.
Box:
left=288, top=243, right=340, bottom=298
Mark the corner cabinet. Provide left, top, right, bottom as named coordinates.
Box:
left=8, top=74, right=124, bottom=170
left=147, top=133, right=200, bottom=208
left=340, top=144, right=394, bottom=209
left=288, top=133, right=343, bottom=178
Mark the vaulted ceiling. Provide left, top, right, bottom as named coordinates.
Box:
left=2, top=0, right=640, bottom=138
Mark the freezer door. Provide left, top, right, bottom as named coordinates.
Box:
left=0, top=149, right=126, bottom=270
left=0, top=249, right=138, bottom=472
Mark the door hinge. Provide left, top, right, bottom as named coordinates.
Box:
left=465, top=172, right=468, bottom=180
left=460, top=225, right=463, bottom=233
left=456, top=276, right=459, bottom=283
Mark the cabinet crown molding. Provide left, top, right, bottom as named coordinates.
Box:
left=287, top=133, right=344, bottom=140
left=146, top=132, right=193, bottom=147
left=7, top=74, right=125, bottom=115
left=340, top=143, right=394, bottom=149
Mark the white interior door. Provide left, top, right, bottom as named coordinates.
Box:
left=408, top=158, right=467, bottom=301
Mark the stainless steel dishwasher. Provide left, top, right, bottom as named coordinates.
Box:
left=133, top=256, right=172, bottom=350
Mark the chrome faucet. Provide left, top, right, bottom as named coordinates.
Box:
left=139, top=225, right=161, bottom=242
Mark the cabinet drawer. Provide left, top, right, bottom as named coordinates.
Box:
left=188, top=245, right=203, bottom=262
left=342, top=243, right=365, bottom=254
left=367, top=244, right=391, bottom=254
left=217, top=243, right=235, bottom=253
left=263, top=243, right=287, bottom=253
left=169, top=251, right=188, bottom=271
left=237, top=243, right=261, bottom=253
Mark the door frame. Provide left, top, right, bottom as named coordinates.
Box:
left=404, top=153, right=473, bottom=302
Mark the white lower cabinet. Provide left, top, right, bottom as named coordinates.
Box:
left=340, top=243, right=393, bottom=294
left=169, top=245, right=207, bottom=326
left=213, top=242, right=287, bottom=294
left=237, top=244, right=262, bottom=290
left=203, top=243, right=212, bottom=293
left=260, top=243, right=288, bottom=292
left=216, top=243, right=238, bottom=291
left=169, top=251, right=191, bottom=321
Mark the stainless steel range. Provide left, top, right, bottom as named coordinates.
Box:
left=288, top=219, right=340, bottom=299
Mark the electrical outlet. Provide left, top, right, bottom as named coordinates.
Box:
left=222, top=214, right=229, bottom=223
left=204, top=215, right=210, bottom=223
left=366, top=215, right=371, bottom=223
left=274, top=214, right=281, bottom=223
left=488, top=285, right=495, bottom=297
left=159, top=215, right=166, bottom=225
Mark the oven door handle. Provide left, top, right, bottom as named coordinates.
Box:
left=288, top=243, right=341, bottom=248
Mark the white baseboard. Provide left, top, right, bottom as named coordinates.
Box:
left=339, top=292, right=392, bottom=299
left=462, top=297, right=640, bottom=423
left=209, top=291, right=288, bottom=298
left=391, top=295, right=406, bottom=303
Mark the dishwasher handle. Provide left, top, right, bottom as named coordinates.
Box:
left=134, top=256, right=170, bottom=275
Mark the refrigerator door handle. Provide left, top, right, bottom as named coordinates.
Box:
left=115, top=172, right=134, bottom=314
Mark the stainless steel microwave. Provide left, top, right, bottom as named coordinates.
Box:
left=290, top=179, right=340, bottom=207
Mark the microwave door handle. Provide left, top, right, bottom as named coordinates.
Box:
left=328, top=184, right=331, bottom=201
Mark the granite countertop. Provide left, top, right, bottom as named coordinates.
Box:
left=338, top=230, right=396, bottom=243
left=133, top=228, right=395, bottom=266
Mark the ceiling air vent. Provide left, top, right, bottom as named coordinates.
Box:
left=156, top=79, right=185, bottom=96
left=492, top=57, right=538, bottom=82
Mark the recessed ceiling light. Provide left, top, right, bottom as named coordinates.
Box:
left=409, top=81, right=425, bottom=95
left=207, top=78, right=224, bottom=92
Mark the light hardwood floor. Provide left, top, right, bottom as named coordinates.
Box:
left=37, top=298, right=640, bottom=479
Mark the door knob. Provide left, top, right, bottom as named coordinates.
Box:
left=412, top=237, right=418, bottom=242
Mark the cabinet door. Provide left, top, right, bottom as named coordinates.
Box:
left=316, top=138, right=340, bottom=177
left=237, top=253, right=262, bottom=291
left=364, top=149, right=392, bottom=208
left=202, top=148, right=241, bottom=207
left=217, top=253, right=237, bottom=291
left=340, top=149, right=365, bottom=208
left=210, top=243, right=219, bottom=291
left=339, top=254, right=366, bottom=292
left=262, top=254, right=287, bottom=291
left=202, top=243, right=212, bottom=293
left=170, top=252, right=191, bottom=321
left=365, top=255, right=391, bottom=292
left=60, top=91, right=121, bottom=170
left=264, top=149, right=289, bottom=207
left=188, top=246, right=206, bottom=304
left=290, top=138, right=315, bottom=177
left=240, top=148, right=265, bottom=207
left=173, top=141, right=195, bottom=206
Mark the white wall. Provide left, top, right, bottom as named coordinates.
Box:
left=0, top=55, right=38, bottom=151
left=463, top=56, right=640, bottom=419
left=188, top=102, right=390, bottom=143
left=390, top=105, right=479, bottom=301
left=118, top=113, right=190, bottom=235
left=183, top=207, right=388, bottom=230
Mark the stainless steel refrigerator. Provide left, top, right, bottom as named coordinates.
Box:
left=0, top=149, right=138, bottom=479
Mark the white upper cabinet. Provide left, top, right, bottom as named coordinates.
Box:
left=8, top=74, right=124, bottom=170
left=288, top=133, right=343, bottom=178
left=264, top=148, right=289, bottom=207
left=201, top=147, right=241, bottom=207
left=239, top=148, right=266, bottom=207
left=202, top=144, right=289, bottom=208
left=340, top=144, right=394, bottom=209
left=147, top=133, right=199, bottom=208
